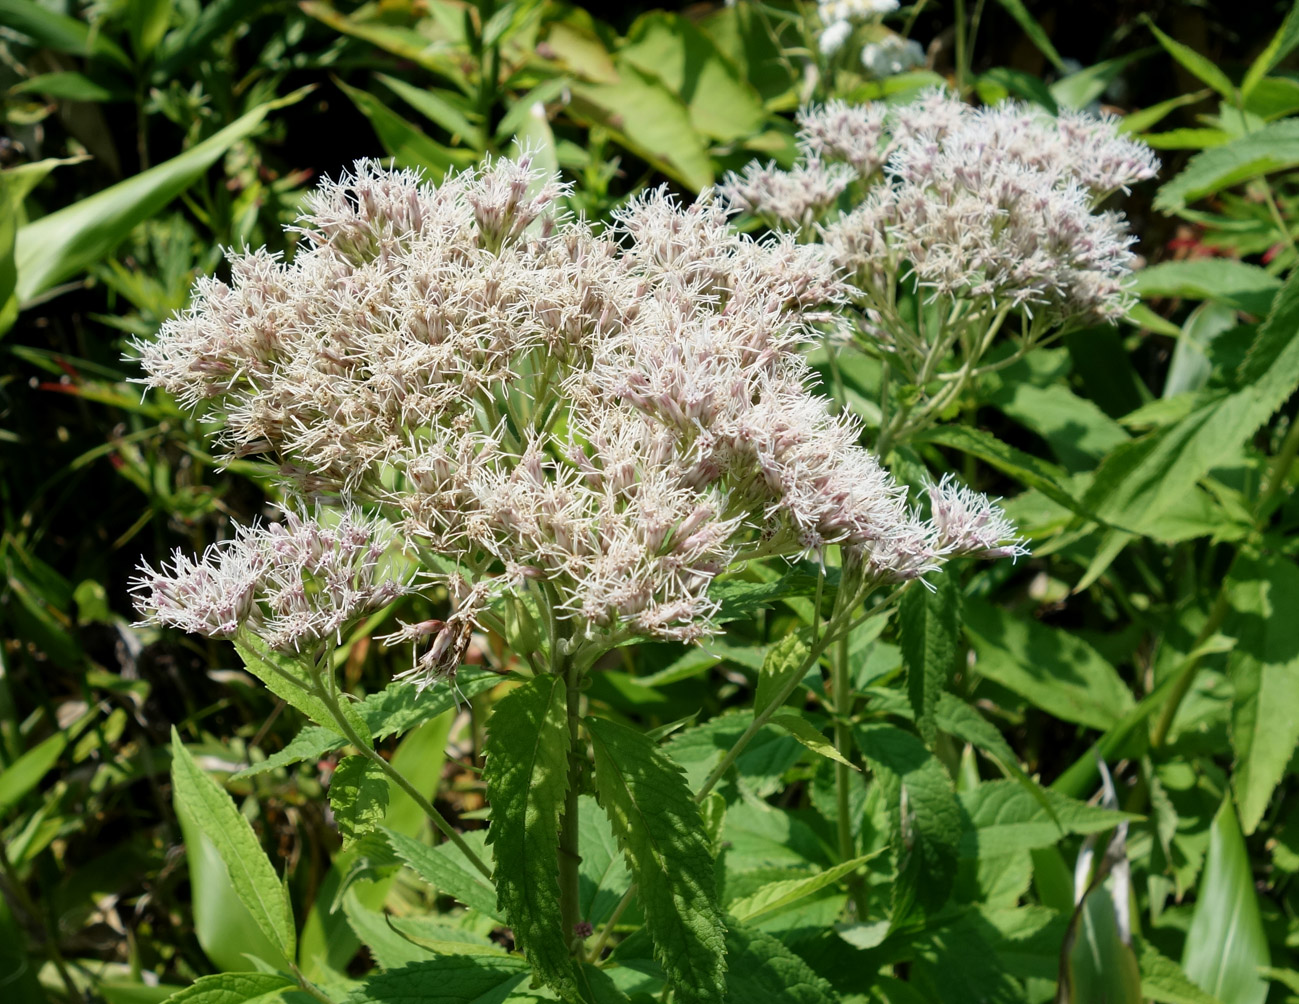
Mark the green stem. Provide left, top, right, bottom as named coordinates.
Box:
left=1256, top=410, right=1299, bottom=525
left=557, top=654, right=584, bottom=951
left=1148, top=581, right=1234, bottom=750
left=588, top=883, right=635, bottom=964
left=313, top=681, right=493, bottom=879
left=831, top=631, right=868, bottom=918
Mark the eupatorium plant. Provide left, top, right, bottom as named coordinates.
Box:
left=132, top=155, right=1022, bottom=1002
left=720, top=90, right=1159, bottom=453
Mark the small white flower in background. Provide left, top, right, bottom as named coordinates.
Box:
left=819, top=19, right=853, bottom=55
left=861, top=35, right=925, bottom=77
left=132, top=154, right=1022, bottom=686
left=817, top=0, right=898, bottom=55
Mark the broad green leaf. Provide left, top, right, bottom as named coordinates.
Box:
left=587, top=716, right=726, bottom=1004
left=1086, top=268, right=1299, bottom=533
left=899, top=569, right=959, bottom=747
left=666, top=709, right=801, bottom=797
left=855, top=723, right=962, bottom=918
left=128, top=0, right=171, bottom=59
left=1136, top=937, right=1224, bottom=1004
left=160, top=973, right=300, bottom=1004
left=0, top=728, right=67, bottom=816
left=14, top=91, right=306, bottom=303
left=1154, top=119, right=1299, bottom=212
left=232, top=636, right=341, bottom=732
left=912, top=424, right=1094, bottom=521
left=1131, top=259, right=1280, bottom=316
left=1241, top=1, right=1299, bottom=97
left=383, top=827, right=499, bottom=919
left=329, top=757, right=390, bottom=846
left=1120, top=89, right=1213, bottom=134
left=960, top=780, right=1137, bottom=858
left=342, top=888, right=432, bottom=970
left=619, top=12, right=766, bottom=142
left=1163, top=302, right=1241, bottom=399
left=0, top=0, right=130, bottom=66
left=986, top=376, right=1129, bottom=473
left=300, top=1, right=469, bottom=89
left=10, top=71, right=130, bottom=103
left=754, top=629, right=812, bottom=717
left=1224, top=554, right=1299, bottom=834
left=992, top=0, right=1066, bottom=71
left=169, top=729, right=295, bottom=965
left=344, top=957, right=532, bottom=1004
left=235, top=667, right=498, bottom=778
left=482, top=676, right=575, bottom=997
left=336, top=78, right=479, bottom=178
left=963, top=597, right=1134, bottom=730
left=374, top=74, right=484, bottom=149
left=569, top=65, right=713, bottom=191
left=1050, top=50, right=1152, bottom=110
left=1066, top=876, right=1143, bottom=1004
left=769, top=714, right=857, bottom=770
left=720, top=922, right=835, bottom=1004
left=1244, top=75, right=1299, bottom=120
left=1183, top=801, right=1269, bottom=1004
left=1147, top=21, right=1235, bottom=99
left=727, top=854, right=877, bottom=923
left=577, top=795, right=631, bottom=928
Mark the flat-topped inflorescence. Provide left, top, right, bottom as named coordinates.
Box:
left=131, top=155, right=1022, bottom=684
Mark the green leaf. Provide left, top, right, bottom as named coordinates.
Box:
left=912, top=425, right=1095, bottom=521
left=577, top=795, right=631, bottom=928
left=899, top=569, right=959, bottom=747
left=720, top=922, right=835, bottom=1004
left=1086, top=268, right=1299, bottom=533
left=1182, top=800, right=1269, bottom=1004
left=0, top=729, right=67, bottom=817
left=991, top=0, right=1066, bottom=71
left=1131, top=259, right=1281, bottom=316
left=128, top=0, right=171, bottom=59
left=0, top=0, right=130, bottom=66
left=1050, top=49, right=1152, bottom=110
left=727, top=854, right=878, bottom=923
left=769, top=714, right=857, bottom=770
left=14, top=90, right=307, bottom=304
left=1120, top=89, right=1213, bottom=134
left=587, top=716, right=726, bottom=1004
left=1066, top=876, right=1143, bottom=1004
left=160, top=973, right=300, bottom=1004
left=1147, top=20, right=1235, bottom=99
left=1136, top=937, right=1225, bottom=1004
left=232, top=636, right=342, bottom=732
left=374, top=74, right=484, bottom=149
left=169, top=729, right=295, bottom=965
left=1241, top=1, right=1299, bottom=97
left=569, top=65, right=713, bottom=191
left=10, top=71, right=130, bottom=103
left=342, top=888, right=431, bottom=970
left=960, top=780, right=1138, bottom=858
left=343, top=957, right=532, bottom=1004
left=235, top=668, right=498, bottom=778
left=1224, top=554, right=1299, bottom=834
left=1154, top=119, right=1299, bottom=212
left=482, top=676, right=575, bottom=997
left=963, top=596, right=1134, bottom=730
left=754, top=629, right=813, bottom=717
left=329, top=757, right=390, bottom=847
left=382, top=827, right=499, bottom=920
left=619, top=12, right=766, bottom=142
left=335, top=78, right=479, bottom=179
left=854, top=723, right=962, bottom=918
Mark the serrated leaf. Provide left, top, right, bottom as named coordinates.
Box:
left=341, top=888, right=429, bottom=970
left=1136, top=937, right=1224, bottom=1004
left=169, top=729, right=294, bottom=965
left=1131, top=259, right=1280, bottom=316
left=900, top=569, right=959, bottom=747
left=343, top=957, right=532, bottom=1004
left=330, top=757, right=390, bottom=846
left=1182, top=800, right=1269, bottom=1004
left=960, top=780, right=1138, bottom=858
left=587, top=716, right=726, bottom=1004
left=160, top=973, right=299, bottom=1004
left=382, top=827, right=499, bottom=920
left=727, top=853, right=878, bottom=923
left=963, top=597, right=1133, bottom=730
left=1155, top=118, right=1299, bottom=212
left=721, top=921, right=835, bottom=1004
left=770, top=714, right=857, bottom=770
left=854, top=723, right=962, bottom=918
left=232, top=636, right=338, bottom=731
left=1224, top=554, right=1299, bottom=834
left=754, top=629, right=813, bottom=717
left=482, top=676, right=575, bottom=998
left=1147, top=21, right=1235, bottom=99
left=235, top=668, right=499, bottom=778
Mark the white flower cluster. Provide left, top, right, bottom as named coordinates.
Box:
left=131, top=508, right=406, bottom=652
left=861, top=35, right=925, bottom=78
left=722, top=91, right=1159, bottom=324
left=133, top=156, right=1021, bottom=680
left=818, top=0, right=900, bottom=55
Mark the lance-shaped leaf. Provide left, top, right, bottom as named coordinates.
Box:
left=160, top=972, right=299, bottom=1004
left=587, top=716, right=726, bottom=1004
left=482, top=676, right=575, bottom=997
left=344, top=957, right=532, bottom=1004
left=721, top=922, right=835, bottom=1004
left=169, top=729, right=295, bottom=966
left=900, top=569, right=959, bottom=747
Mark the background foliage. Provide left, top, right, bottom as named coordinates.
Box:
left=4, top=1, right=1299, bottom=1003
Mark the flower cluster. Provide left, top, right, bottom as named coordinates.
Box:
left=132, top=155, right=1022, bottom=681
left=860, top=35, right=925, bottom=78
left=131, top=508, right=407, bottom=652
left=817, top=0, right=899, bottom=55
